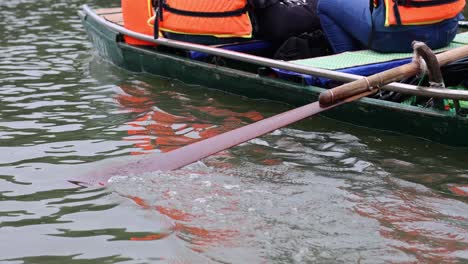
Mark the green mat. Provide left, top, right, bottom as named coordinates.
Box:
left=453, top=31, right=468, bottom=44
left=291, top=32, right=468, bottom=70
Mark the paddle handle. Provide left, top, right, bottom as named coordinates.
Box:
left=319, top=43, right=468, bottom=107
left=319, top=63, right=419, bottom=106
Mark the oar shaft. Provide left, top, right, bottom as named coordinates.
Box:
left=435, top=44, right=468, bottom=66
left=319, top=44, right=468, bottom=107
left=159, top=92, right=378, bottom=171
left=143, top=102, right=337, bottom=172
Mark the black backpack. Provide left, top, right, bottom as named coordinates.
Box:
left=252, top=0, right=321, bottom=43
left=274, top=30, right=332, bottom=60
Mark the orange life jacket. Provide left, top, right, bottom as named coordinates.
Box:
left=154, top=0, right=253, bottom=38
left=383, top=0, right=465, bottom=26
left=122, top=0, right=157, bottom=45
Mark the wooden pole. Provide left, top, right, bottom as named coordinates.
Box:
left=319, top=43, right=468, bottom=107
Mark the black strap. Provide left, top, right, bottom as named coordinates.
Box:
left=152, top=0, right=163, bottom=39
left=163, top=3, right=249, bottom=18
left=368, top=11, right=375, bottom=48
left=392, top=0, right=402, bottom=25
left=396, top=0, right=459, bottom=7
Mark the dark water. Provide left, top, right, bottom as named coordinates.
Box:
left=1, top=1, right=468, bottom=263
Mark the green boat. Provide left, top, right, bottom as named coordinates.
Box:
left=79, top=5, right=468, bottom=147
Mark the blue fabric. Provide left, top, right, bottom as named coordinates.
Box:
left=273, top=57, right=411, bottom=86
left=317, top=0, right=371, bottom=53
left=317, top=0, right=461, bottom=53
left=188, top=40, right=272, bottom=60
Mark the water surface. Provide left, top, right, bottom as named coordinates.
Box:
left=0, top=1, right=467, bottom=263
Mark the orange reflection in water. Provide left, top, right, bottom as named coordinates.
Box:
left=115, top=84, right=264, bottom=155
left=448, top=184, right=468, bottom=197
left=352, top=182, right=468, bottom=263
left=128, top=195, right=239, bottom=252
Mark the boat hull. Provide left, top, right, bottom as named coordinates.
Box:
left=80, top=8, right=468, bottom=147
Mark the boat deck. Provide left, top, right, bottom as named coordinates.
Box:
left=292, top=32, right=468, bottom=70
left=96, top=8, right=123, bottom=26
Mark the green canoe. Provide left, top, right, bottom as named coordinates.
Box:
left=79, top=5, right=468, bottom=147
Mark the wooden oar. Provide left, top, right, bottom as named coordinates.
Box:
left=70, top=43, right=468, bottom=187
left=70, top=90, right=374, bottom=187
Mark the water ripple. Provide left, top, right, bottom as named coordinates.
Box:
left=1, top=0, right=467, bottom=263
